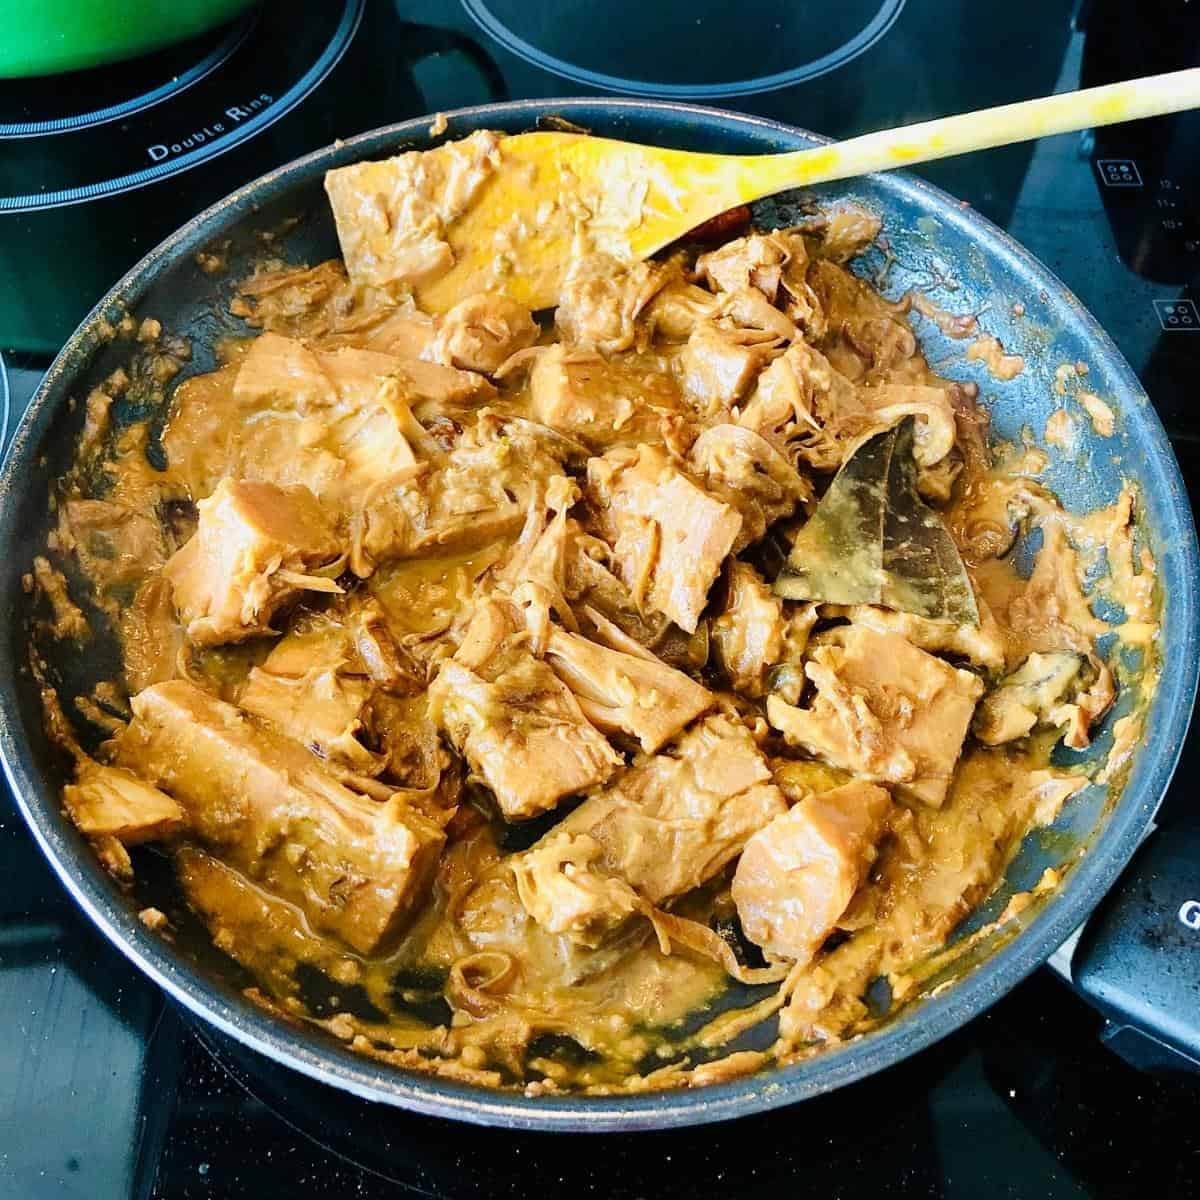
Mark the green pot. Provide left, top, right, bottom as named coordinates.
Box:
left=0, top=0, right=258, bottom=78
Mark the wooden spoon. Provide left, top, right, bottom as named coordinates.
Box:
left=414, top=68, right=1200, bottom=314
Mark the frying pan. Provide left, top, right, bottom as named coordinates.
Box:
left=1, top=99, right=1196, bottom=1131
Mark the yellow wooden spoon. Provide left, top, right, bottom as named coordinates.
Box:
left=410, top=68, right=1200, bottom=314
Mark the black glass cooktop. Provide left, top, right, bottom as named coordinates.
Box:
left=2, top=0, right=1199, bottom=1196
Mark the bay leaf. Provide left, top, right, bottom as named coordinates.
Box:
left=773, top=417, right=979, bottom=625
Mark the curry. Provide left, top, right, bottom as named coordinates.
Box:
left=29, top=130, right=1158, bottom=1095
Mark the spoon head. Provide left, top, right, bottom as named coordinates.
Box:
left=415, top=132, right=745, bottom=313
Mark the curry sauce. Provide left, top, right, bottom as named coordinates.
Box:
left=31, top=131, right=1159, bottom=1096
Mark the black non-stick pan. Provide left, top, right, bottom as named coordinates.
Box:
left=1, top=99, right=1197, bottom=1130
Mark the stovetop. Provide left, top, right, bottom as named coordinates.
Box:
left=3, top=1, right=1200, bottom=1196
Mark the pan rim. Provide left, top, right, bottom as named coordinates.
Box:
left=1, top=96, right=1196, bottom=1131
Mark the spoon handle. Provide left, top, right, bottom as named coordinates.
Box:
left=741, top=67, right=1200, bottom=197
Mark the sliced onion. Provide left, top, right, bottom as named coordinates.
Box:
left=448, top=952, right=517, bottom=1018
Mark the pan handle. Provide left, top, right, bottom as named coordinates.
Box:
left=1067, top=823, right=1200, bottom=1073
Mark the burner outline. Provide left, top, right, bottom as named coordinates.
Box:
left=462, top=0, right=906, bottom=98
left=0, top=15, right=254, bottom=140
left=0, top=0, right=363, bottom=215
left=0, top=352, right=9, bottom=457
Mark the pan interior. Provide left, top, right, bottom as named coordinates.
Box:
left=0, top=99, right=1192, bottom=1128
